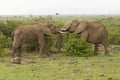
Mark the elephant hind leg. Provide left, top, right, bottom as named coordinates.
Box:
left=93, top=44, right=99, bottom=55
left=102, top=43, right=109, bottom=55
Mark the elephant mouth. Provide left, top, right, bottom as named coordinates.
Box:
left=44, top=34, right=50, bottom=37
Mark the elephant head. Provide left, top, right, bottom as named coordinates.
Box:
left=61, top=20, right=88, bottom=34
left=41, top=23, right=58, bottom=36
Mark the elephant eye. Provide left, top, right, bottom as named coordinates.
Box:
left=51, top=26, right=54, bottom=29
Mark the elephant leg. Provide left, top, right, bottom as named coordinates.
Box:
left=13, top=49, right=21, bottom=64
left=38, top=34, right=50, bottom=57
left=16, top=45, right=22, bottom=57
left=10, top=40, right=18, bottom=58
left=10, top=46, right=16, bottom=57
left=13, top=45, right=22, bottom=64
left=102, top=43, right=109, bottom=55
left=39, top=44, right=50, bottom=57
left=93, top=44, right=99, bottom=55
left=54, top=33, right=63, bottom=52
left=10, top=40, right=21, bottom=64
left=79, top=31, right=88, bottom=42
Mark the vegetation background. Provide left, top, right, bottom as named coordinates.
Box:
left=0, top=15, right=120, bottom=80
left=0, top=15, right=120, bottom=56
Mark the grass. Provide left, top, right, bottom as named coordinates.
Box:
left=0, top=52, right=120, bottom=80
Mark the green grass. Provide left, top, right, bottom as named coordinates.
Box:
left=0, top=52, right=120, bottom=80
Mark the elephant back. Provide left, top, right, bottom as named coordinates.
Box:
left=89, top=21, right=105, bottom=29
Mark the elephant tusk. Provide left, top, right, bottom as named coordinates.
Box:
left=58, top=31, right=65, bottom=34
left=61, top=27, right=67, bottom=31
left=58, top=31, right=68, bottom=35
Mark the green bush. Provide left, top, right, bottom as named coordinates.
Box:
left=63, top=33, right=92, bottom=57
left=0, top=19, right=21, bottom=37
left=0, top=32, right=12, bottom=56
left=108, top=26, right=120, bottom=45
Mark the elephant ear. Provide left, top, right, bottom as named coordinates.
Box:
left=75, top=21, right=88, bottom=34
left=41, top=23, right=52, bottom=36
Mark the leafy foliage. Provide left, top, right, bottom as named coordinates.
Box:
left=63, top=33, right=92, bottom=57
left=0, top=19, right=21, bottom=37
left=0, top=32, right=11, bottom=56
left=107, top=26, right=120, bottom=45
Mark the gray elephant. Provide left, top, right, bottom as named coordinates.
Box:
left=60, top=20, right=109, bottom=55
left=10, top=23, right=59, bottom=64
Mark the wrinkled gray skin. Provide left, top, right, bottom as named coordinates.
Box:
left=54, top=33, right=63, bottom=52
left=60, top=20, right=109, bottom=55
left=10, top=23, right=58, bottom=64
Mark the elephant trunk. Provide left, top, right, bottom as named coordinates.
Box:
left=54, top=32, right=63, bottom=52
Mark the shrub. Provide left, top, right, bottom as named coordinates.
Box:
left=108, top=26, right=120, bottom=45
left=45, top=35, right=58, bottom=52
left=0, top=32, right=12, bottom=57
left=0, top=19, right=21, bottom=37
left=63, top=33, right=92, bottom=57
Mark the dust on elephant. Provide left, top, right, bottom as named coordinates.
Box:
left=10, top=23, right=59, bottom=64
left=60, top=20, right=109, bottom=55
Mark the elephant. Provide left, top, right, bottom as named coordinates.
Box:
left=60, top=20, right=109, bottom=55
left=10, top=23, right=59, bottom=64
left=54, top=33, right=63, bottom=52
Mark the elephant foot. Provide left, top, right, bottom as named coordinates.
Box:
left=10, top=57, right=21, bottom=64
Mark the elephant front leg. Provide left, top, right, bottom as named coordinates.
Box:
left=10, top=43, right=21, bottom=64
left=102, top=43, right=109, bottom=55
left=39, top=44, right=50, bottom=57
left=93, top=44, right=99, bottom=55
left=15, top=46, right=22, bottom=64
left=10, top=46, right=21, bottom=64
left=78, top=31, right=88, bottom=42
left=39, top=34, right=50, bottom=57
left=10, top=47, right=16, bottom=63
left=54, top=33, right=63, bottom=52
